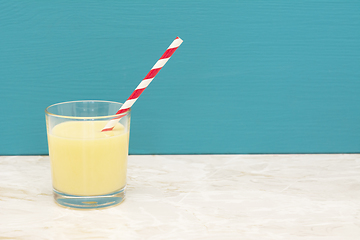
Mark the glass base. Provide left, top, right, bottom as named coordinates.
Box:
left=53, top=187, right=126, bottom=209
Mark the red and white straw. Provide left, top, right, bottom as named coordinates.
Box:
left=102, top=36, right=183, bottom=132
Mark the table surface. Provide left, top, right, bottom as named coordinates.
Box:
left=1, top=154, right=360, bottom=239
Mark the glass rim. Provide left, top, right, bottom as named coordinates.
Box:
left=45, top=100, right=131, bottom=120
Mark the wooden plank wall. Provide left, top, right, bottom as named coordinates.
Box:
left=0, top=1, right=359, bottom=154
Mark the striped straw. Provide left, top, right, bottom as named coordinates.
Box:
left=102, top=36, right=183, bottom=132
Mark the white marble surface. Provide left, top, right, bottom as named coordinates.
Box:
left=1, top=154, right=360, bottom=239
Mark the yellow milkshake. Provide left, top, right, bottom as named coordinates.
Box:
left=48, top=121, right=129, bottom=196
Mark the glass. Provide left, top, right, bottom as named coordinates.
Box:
left=45, top=100, right=131, bottom=209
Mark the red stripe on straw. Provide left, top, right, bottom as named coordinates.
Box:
left=144, top=68, right=161, bottom=79
left=102, top=128, right=113, bottom=132
left=160, top=48, right=178, bottom=59
left=128, top=88, right=145, bottom=100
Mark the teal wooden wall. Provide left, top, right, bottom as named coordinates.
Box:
left=0, top=1, right=359, bottom=154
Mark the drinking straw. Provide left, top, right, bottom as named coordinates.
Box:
left=102, top=36, right=183, bottom=132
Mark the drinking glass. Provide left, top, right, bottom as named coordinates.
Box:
left=45, top=100, right=130, bottom=209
